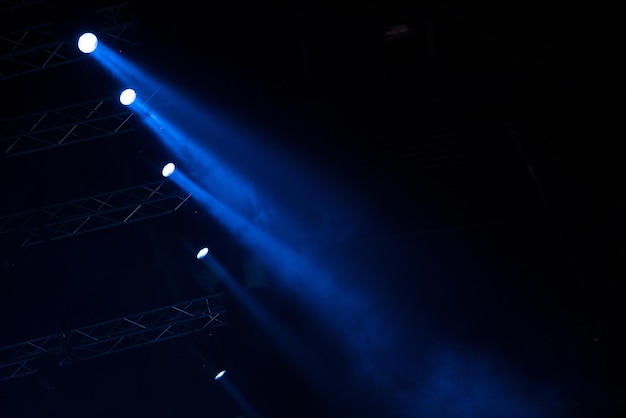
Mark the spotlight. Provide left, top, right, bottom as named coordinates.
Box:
left=196, top=247, right=209, bottom=260
left=77, top=32, right=98, bottom=53
left=214, top=369, right=226, bottom=380
left=119, top=88, right=137, bottom=106
left=161, top=162, right=176, bottom=178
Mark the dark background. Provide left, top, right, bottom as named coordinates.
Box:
left=1, top=1, right=623, bottom=417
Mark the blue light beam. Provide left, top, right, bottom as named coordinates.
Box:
left=218, top=373, right=262, bottom=418
left=88, top=48, right=568, bottom=417
left=199, top=251, right=331, bottom=385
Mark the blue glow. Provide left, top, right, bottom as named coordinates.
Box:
left=90, top=44, right=161, bottom=97
left=89, top=49, right=570, bottom=417
left=200, top=251, right=319, bottom=371
left=136, top=110, right=271, bottom=226
left=172, top=136, right=567, bottom=418
left=219, top=373, right=262, bottom=418
left=403, top=345, right=565, bottom=418
left=174, top=172, right=329, bottom=284
left=141, top=116, right=565, bottom=418
left=214, top=369, right=226, bottom=380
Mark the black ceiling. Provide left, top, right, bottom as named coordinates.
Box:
left=1, top=2, right=624, bottom=417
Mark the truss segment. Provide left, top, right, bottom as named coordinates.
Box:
left=0, top=96, right=135, bottom=157
left=0, top=179, right=192, bottom=246
left=0, top=294, right=226, bottom=382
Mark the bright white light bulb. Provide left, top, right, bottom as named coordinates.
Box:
left=77, top=32, right=98, bottom=53
left=77, top=32, right=98, bottom=54
left=119, top=88, right=136, bottom=106
left=196, top=247, right=209, bottom=260
left=214, top=370, right=226, bottom=380
left=161, top=162, right=175, bottom=177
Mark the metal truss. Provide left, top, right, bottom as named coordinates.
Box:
left=0, top=2, right=137, bottom=80
left=0, top=293, right=227, bottom=382
left=0, top=96, right=135, bottom=157
left=0, top=179, right=192, bottom=247
left=0, top=0, right=45, bottom=14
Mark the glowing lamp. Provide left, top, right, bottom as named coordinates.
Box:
left=119, top=88, right=136, bottom=106
left=196, top=247, right=209, bottom=260
left=77, top=32, right=98, bottom=53
left=161, top=162, right=176, bottom=177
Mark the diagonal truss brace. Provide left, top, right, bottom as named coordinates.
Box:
left=0, top=294, right=227, bottom=382
left=0, top=179, right=192, bottom=247
left=0, top=96, right=135, bottom=157
left=0, top=2, right=138, bottom=79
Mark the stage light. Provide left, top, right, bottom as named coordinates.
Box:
left=77, top=32, right=98, bottom=53
left=214, top=369, right=226, bottom=380
left=196, top=247, right=209, bottom=259
left=119, top=88, right=136, bottom=105
left=161, top=162, right=176, bottom=177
